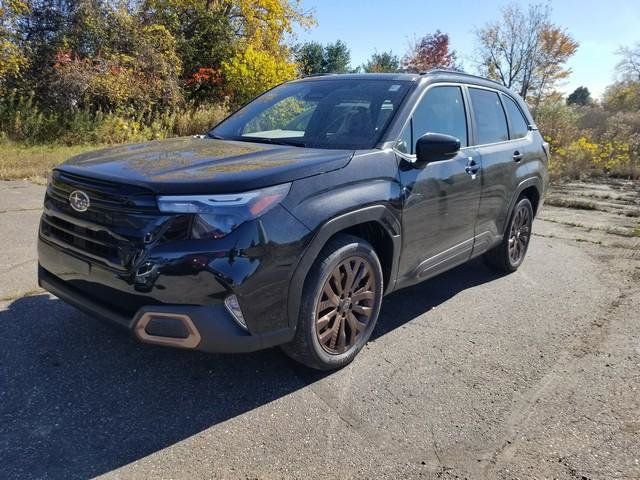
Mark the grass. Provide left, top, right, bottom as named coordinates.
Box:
left=0, top=143, right=105, bottom=181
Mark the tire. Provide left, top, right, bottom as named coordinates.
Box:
left=282, top=234, right=384, bottom=370
left=484, top=197, right=534, bottom=273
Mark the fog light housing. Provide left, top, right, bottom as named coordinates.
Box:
left=224, top=294, right=247, bottom=331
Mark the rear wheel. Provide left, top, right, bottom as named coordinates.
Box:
left=484, top=197, right=534, bottom=273
left=282, top=234, right=383, bottom=370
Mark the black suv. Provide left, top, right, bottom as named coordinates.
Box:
left=38, top=71, right=548, bottom=370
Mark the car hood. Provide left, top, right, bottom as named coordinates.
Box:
left=57, top=137, right=354, bottom=194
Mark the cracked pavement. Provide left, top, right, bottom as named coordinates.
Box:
left=0, top=179, right=639, bottom=479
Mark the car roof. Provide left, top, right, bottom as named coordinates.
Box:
left=292, top=70, right=515, bottom=96
left=293, top=72, right=422, bottom=82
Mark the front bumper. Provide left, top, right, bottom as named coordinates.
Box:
left=38, top=265, right=294, bottom=353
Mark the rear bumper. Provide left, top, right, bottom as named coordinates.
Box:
left=38, top=265, right=294, bottom=353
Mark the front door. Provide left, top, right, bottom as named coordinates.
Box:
left=396, top=85, right=481, bottom=285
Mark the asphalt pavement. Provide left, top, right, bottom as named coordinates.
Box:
left=1, top=180, right=639, bottom=479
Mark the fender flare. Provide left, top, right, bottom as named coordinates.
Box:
left=286, top=204, right=401, bottom=329
left=503, top=176, right=543, bottom=235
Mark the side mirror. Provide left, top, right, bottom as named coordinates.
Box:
left=415, top=133, right=461, bottom=165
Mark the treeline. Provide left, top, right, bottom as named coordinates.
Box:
left=0, top=0, right=313, bottom=144
left=0, top=1, right=638, bottom=178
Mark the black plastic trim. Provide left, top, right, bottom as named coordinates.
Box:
left=38, top=265, right=295, bottom=353
left=286, top=204, right=401, bottom=330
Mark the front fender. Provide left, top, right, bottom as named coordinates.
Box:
left=285, top=204, right=402, bottom=330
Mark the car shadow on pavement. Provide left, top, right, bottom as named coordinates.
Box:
left=373, top=257, right=504, bottom=339
left=0, top=258, right=500, bottom=479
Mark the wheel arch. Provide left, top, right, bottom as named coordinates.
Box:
left=503, top=177, right=543, bottom=236
left=286, top=205, right=401, bottom=330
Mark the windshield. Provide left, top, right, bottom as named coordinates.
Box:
left=210, top=79, right=412, bottom=150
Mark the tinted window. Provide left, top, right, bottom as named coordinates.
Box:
left=212, top=79, right=411, bottom=150
left=469, top=88, right=509, bottom=145
left=412, top=86, right=467, bottom=151
left=502, top=95, right=529, bottom=139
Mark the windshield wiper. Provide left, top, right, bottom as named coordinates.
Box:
left=230, top=136, right=307, bottom=148
left=277, top=139, right=307, bottom=147
left=207, top=132, right=226, bottom=140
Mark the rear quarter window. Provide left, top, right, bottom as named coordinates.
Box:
left=502, top=95, right=530, bottom=139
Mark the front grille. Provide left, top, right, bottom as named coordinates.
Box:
left=40, top=171, right=161, bottom=270
left=48, top=171, right=157, bottom=214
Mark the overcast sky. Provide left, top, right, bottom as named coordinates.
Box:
left=295, top=0, right=640, bottom=98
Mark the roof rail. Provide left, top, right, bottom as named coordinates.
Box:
left=420, top=69, right=505, bottom=87
left=302, top=73, right=338, bottom=78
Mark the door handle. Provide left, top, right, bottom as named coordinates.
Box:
left=513, top=151, right=524, bottom=162
left=465, top=157, right=479, bottom=179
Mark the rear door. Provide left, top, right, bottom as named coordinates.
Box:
left=466, top=87, right=517, bottom=253
left=396, top=84, right=482, bottom=285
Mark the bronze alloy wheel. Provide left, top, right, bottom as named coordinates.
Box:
left=508, top=204, right=531, bottom=264
left=315, top=256, right=376, bottom=355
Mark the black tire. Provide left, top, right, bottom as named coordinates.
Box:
left=281, top=234, right=383, bottom=370
left=484, top=197, right=534, bottom=273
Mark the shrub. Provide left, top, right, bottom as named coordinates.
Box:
left=95, top=116, right=143, bottom=144
left=550, top=136, right=599, bottom=179
left=172, top=103, right=229, bottom=136
left=535, top=97, right=640, bottom=181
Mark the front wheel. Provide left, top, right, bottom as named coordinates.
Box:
left=484, top=197, right=534, bottom=273
left=282, top=234, right=383, bottom=370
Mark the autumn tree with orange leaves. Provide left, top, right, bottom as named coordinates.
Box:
left=474, top=3, right=577, bottom=110
left=403, top=30, right=459, bottom=73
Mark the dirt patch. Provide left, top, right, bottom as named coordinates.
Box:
left=545, top=179, right=640, bottom=215
left=540, top=179, right=640, bottom=247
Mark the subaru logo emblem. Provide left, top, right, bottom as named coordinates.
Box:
left=69, top=190, right=90, bottom=212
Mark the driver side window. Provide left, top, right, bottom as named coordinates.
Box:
left=398, top=85, right=468, bottom=154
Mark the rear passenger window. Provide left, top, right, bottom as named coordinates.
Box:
left=412, top=86, right=468, bottom=151
left=502, top=95, right=529, bottom=139
left=469, top=88, right=509, bottom=145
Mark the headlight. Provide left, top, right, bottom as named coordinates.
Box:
left=157, top=183, right=291, bottom=239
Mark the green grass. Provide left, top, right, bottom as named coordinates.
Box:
left=0, top=143, right=105, bottom=181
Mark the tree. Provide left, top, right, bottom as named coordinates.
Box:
left=566, top=86, right=591, bottom=106
left=403, top=30, right=458, bottom=72
left=294, top=41, right=324, bottom=75
left=0, top=0, right=29, bottom=91
left=323, top=40, right=350, bottom=73
left=616, top=43, right=640, bottom=80
left=140, top=0, right=236, bottom=101
left=529, top=25, right=579, bottom=111
left=51, top=15, right=184, bottom=114
left=4, top=0, right=313, bottom=109
left=222, top=43, right=297, bottom=105
left=363, top=51, right=400, bottom=73
left=474, top=3, right=578, bottom=103
left=294, top=39, right=351, bottom=75
left=602, top=81, right=640, bottom=113
left=143, top=0, right=313, bottom=102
